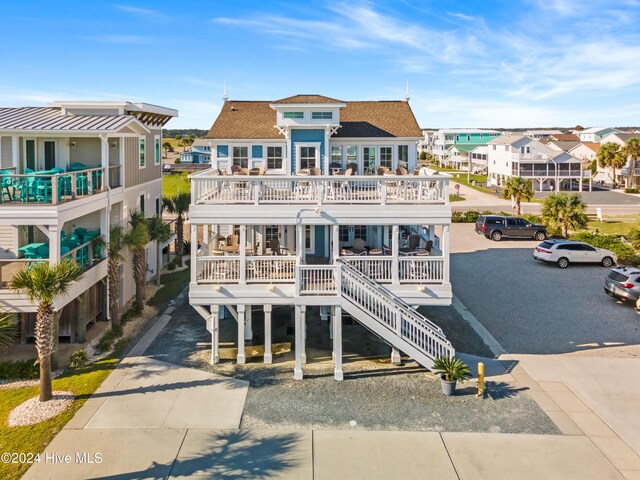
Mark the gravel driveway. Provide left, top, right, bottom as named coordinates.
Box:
left=451, top=224, right=640, bottom=357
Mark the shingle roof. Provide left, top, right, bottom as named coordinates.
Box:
left=206, top=100, right=422, bottom=139
left=546, top=140, right=581, bottom=151
left=603, top=133, right=640, bottom=142
left=0, top=107, right=142, bottom=132
left=488, top=134, right=526, bottom=145
left=207, top=102, right=281, bottom=139
left=272, top=95, right=344, bottom=104
left=550, top=134, right=579, bottom=141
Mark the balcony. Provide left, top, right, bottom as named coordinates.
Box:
left=513, top=165, right=591, bottom=178
left=191, top=170, right=449, bottom=206
left=0, top=166, right=121, bottom=206
left=511, top=153, right=549, bottom=162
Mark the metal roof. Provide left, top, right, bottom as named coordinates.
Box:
left=0, top=107, right=146, bottom=132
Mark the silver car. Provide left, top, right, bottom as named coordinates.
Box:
left=605, top=267, right=640, bottom=309
left=533, top=240, right=617, bottom=269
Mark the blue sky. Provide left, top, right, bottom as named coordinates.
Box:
left=1, top=0, right=639, bottom=129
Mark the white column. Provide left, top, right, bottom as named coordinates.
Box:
left=100, top=134, right=109, bottom=188
left=190, top=224, right=197, bottom=283
left=301, top=305, right=307, bottom=364
left=294, top=305, right=303, bottom=380
left=442, top=224, right=450, bottom=283
left=49, top=224, right=60, bottom=265
left=264, top=305, right=272, bottom=364
left=244, top=304, right=253, bottom=340
left=211, top=307, right=219, bottom=364
left=202, top=224, right=209, bottom=251
left=237, top=305, right=246, bottom=364
left=239, top=225, right=246, bottom=285
left=11, top=136, right=18, bottom=170
left=391, top=225, right=399, bottom=285
left=332, top=224, right=340, bottom=260
left=333, top=304, right=343, bottom=380
left=391, top=347, right=401, bottom=365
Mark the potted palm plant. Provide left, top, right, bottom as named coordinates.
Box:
left=432, top=356, right=471, bottom=396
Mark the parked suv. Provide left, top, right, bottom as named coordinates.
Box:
left=604, top=267, right=640, bottom=308
left=475, top=215, right=547, bottom=241
left=533, top=240, right=617, bottom=268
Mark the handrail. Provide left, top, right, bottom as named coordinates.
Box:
left=338, top=258, right=447, bottom=336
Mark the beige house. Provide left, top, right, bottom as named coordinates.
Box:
left=599, top=133, right=640, bottom=187
left=0, top=101, right=177, bottom=344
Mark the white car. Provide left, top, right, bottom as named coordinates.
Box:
left=533, top=240, right=617, bottom=269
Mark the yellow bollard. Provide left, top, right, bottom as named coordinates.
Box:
left=476, top=362, right=485, bottom=398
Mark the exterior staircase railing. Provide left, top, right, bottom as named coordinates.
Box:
left=337, top=258, right=454, bottom=368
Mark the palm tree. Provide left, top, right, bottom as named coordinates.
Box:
left=622, top=138, right=640, bottom=188
left=0, top=313, right=17, bottom=352
left=162, top=141, right=172, bottom=159
left=125, top=211, right=150, bottom=310
left=147, top=215, right=172, bottom=285
left=107, top=225, right=125, bottom=325
left=163, top=192, right=190, bottom=267
left=10, top=260, right=83, bottom=401
left=501, top=176, right=534, bottom=215
left=598, top=142, right=626, bottom=187
left=541, top=193, right=587, bottom=238
left=184, top=134, right=195, bottom=152
left=174, top=134, right=183, bottom=149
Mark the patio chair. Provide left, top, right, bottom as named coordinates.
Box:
left=36, top=245, right=49, bottom=259
left=377, top=167, right=389, bottom=175
left=230, top=164, right=241, bottom=174
left=396, top=166, right=409, bottom=175
left=310, top=167, right=321, bottom=176
left=268, top=238, right=289, bottom=256
left=0, top=169, right=15, bottom=202
left=249, top=168, right=261, bottom=176
left=226, top=234, right=239, bottom=246
left=408, top=234, right=422, bottom=250
left=424, top=240, right=433, bottom=253
left=351, top=238, right=367, bottom=255
left=347, top=163, right=358, bottom=175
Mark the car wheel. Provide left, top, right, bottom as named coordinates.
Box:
left=534, top=231, right=546, bottom=241
left=601, top=256, right=613, bottom=267
left=557, top=257, right=569, bottom=269
left=491, top=231, right=502, bottom=241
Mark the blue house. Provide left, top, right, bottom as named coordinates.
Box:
left=180, top=139, right=211, bottom=164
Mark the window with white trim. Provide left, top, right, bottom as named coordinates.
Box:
left=139, top=138, right=146, bottom=168
left=265, top=225, right=279, bottom=242
left=154, top=136, right=161, bottom=165
left=346, top=146, right=357, bottom=165
left=304, top=225, right=315, bottom=252
left=354, top=225, right=367, bottom=241
left=398, top=145, right=408, bottom=169
left=139, top=194, right=145, bottom=213
left=311, top=112, right=332, bottom=120
left=233, top=146, right=248, bottom=168
left=380, top=146, right=392, bottom=169
left=339, top=225, right=349, bottom=242
left=299, top=146, right=316, bottom=170
left=283, top=112, right=304, bottom=119
left=267, top=146, right=283, bottom=170
left=331, top=146, right=342, bottom=164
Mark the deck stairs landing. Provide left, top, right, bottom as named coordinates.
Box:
left=336, top=258, right=454, bottom=369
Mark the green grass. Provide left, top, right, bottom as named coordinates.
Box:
left=147, top=267, right=190, bottom=309
left=435, top=168, right=495, bottom=194
left=162, top=171, right=190, bottom=196
left=449, top=194, right=465, bottom=202
left=583, top=215, right=640, bottom=237
left=0, top=355, right=120, bottom=480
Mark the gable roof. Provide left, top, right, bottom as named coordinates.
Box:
left=447, top=143, right=486, bottom=153
left=206, top=100, right=422, bottom=139
left=576, top=142, right=600, bottom=153
left=488, top=134, right=527, bottom=145
left=272, top=95, right=344, bottom=104
left=580, top=126, right=621, bottom=134
left=550, top=133, right=579, bottom=141
left=0, top=106, right=149, bottom=133
left=602, top=133, right=640, bottom=143
left=546, top=140, right=581, bottom=151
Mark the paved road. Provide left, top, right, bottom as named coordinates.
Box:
left=450, top=223, right=640, bottom=356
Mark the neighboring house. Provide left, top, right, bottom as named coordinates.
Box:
left=523, top=130, right=563, bottom=140
left=599, top=132, right=640, bottom=186
left=189, top=94, right=455, bottom=380
left=578, top=127, right=622, bottom=142
left=418, top=129, right=435, bottom=154
left=549, top=133, right=579, bottom=142
left=487, top=134, right=591, bottom=192
left=0, top=101, right=177, bottom=344
left=545, top=140, right=581, bottom=153
left=431, top=129, right=501, bottom=165
left=469, top=145, right=489, bottom=173
left=180, top=139, right=211, bottom=164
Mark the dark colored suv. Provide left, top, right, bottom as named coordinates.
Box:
left=475, top=215, right=547, bottom=241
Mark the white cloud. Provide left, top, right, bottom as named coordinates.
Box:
left=113, top=4, right=167, bottom=21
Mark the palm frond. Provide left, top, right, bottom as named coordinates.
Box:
left=10, top=259, right=83, bottom=303
left=0, top=313, right=17, bottom=352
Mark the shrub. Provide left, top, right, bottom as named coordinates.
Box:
left=121, top=303, right=143, bottom=324
left=174, top=158, right=181, bottom=164
left=624, top=188, right=639, bottom=194
left=432, top=356, right=471, bottom=383
left=96, top=323, right=124, bottom=353
left=569, top=232, right=638, bottom=262
left=167, top=261, right=177, bottom=271
left=0, top=358, right=39, bottom=379
left=464, top=210, right=481, bottom=222
left=68, top=349, right=88, bottom=369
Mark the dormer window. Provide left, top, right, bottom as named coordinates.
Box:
left=283, top=112, right=304, bottom=119
left=311, top=112, right=332, bottom=120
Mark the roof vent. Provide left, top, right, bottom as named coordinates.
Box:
left=230, top=106, right=236, bottom=111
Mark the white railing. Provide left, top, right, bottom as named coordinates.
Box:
left=190, top=170, right=449, bottom=205
left=398, top=257, right=445, bottom=283
left=341, top=257, right=392, bottom=282
left=196, top=257, right=240, bottom=283
left=297, top=265, right=338, bottom=295
left=338, top=259, right=454, bottom=362
left=247, top=256, right=296, bottom=283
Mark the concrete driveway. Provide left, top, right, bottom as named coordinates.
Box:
left=451, top=223, right=640, bottom=357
